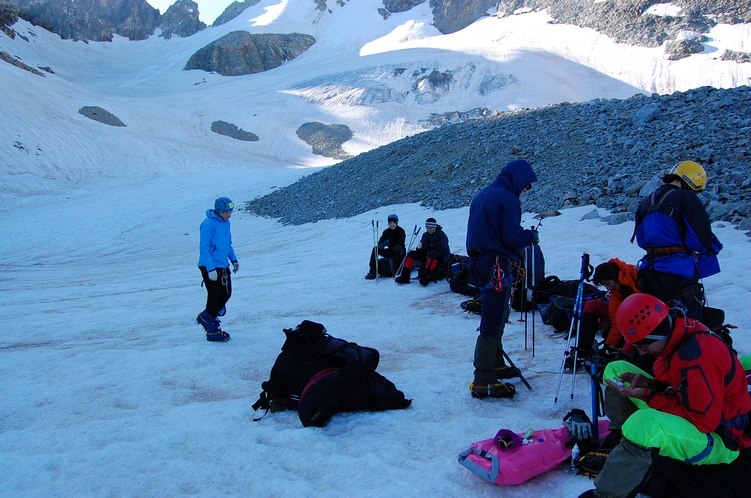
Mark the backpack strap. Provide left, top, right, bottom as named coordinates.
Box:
left=631, top=189, right=686, bottom=244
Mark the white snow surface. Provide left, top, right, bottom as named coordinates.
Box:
left=1, top=1, right=750, bottom=496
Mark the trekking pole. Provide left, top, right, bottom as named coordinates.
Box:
left=521, top=247, right=528, bottom=351
left=501, top=349, right=532, bottom=391
left=554, top=253, right=591, bottom=403
left=372, top=220, right=379, bottom=285
left=395, top=225, right=420, bottom=279
left=529, top=243, right=536, bottom=358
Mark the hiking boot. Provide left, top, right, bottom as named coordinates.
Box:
left=419, top=276, right=430, bottom=286
left=206, top=330, right=231, bottom=342
left=470, top=382, right=516, bottom=399
left=495, top=366, right=520, bottom=380
left=364, top=272, right=376, bottom=280
left=395, top=271, right=411, bottom=284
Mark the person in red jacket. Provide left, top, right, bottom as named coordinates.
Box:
left=579, top=294, right=751, bottom=498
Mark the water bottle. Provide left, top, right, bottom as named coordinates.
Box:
left=571, top=443, right=580, bottom=472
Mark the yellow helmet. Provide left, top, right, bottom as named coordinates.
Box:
left=666, top=161, right=707, bottom=191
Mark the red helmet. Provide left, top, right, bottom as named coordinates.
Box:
left=617, top=294, right=670, bottom=344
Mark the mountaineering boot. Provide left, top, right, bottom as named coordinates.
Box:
left=364, top=271, right=376, bottom=280
left=396, top=256, right=414, bottom=284
left=470, top=335, right=516, bottom=399
left=494, top=339, right=520, bottom=379
left=197, top=310, right=230, bottom=342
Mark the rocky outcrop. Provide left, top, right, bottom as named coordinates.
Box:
left=1, top=0, right=18, bottom=37
left=212, top=0, right=261, bottom=27
left=184, top=31, right=316, bottom=76
left=79, top=106, right=126, bottom=127
left=296, top=122, right=352, bottom=159
left=0, top=50, right=44, bottom=75
left=430, top=0, right=497, bottom=34
left=10, top=0, right=159, bottom=41
left=211, top=121, right=259, bottom=141
left=496, top=0, right=751, bottom=48
left=159, top=0, right=205, bottom=39
left=246, top=86, right=751, bottom=230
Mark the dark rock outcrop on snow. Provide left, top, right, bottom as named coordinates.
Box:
left=497, top=0, right=751, bottom=48
left=212, top=0, right=262, bottom=27
left=79, top=106, right=126, bottom=127
left=158, top=0, right=205, bottom=39
left=246, top=86, right=751, bottom=230
left=211, top=121, right=259, bottom=142
left=10, top=0, right=159, bottom=41
left=1, top=0, right=18, bottom=37
left=184, top=31, right=316, bottom=76
left=296, top=122, right=353, bottom=159
left=1, top=50, right=44, bottom=75
left=430, top=0, right=498, bottom=34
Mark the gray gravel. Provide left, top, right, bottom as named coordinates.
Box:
left=246, top=85, right=751, bottom=231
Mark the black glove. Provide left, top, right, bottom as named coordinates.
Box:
left=563, top=408, right=593, bottom=442
left=378, top=241, right=388, bottom=250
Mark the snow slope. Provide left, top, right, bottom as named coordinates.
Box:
left=1, top=1, right=750, bottom=496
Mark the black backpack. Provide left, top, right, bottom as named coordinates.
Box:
left=252, top=320, right=410, bottom=426
left=297, top=365, right=412, bottom=427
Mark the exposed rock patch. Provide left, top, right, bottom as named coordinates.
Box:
left=296, top=122, right=352, bottom=159
left=211, top=120, right=259, bottom=141
left=0, top=50, right=44, bottom=76
left=212, top=0, right=262, bottom=26
left=184, top=31, right=316, bottom=76
left=159, top=0, right=205, bottom=39
left=79, top=106, right=126, bottom=127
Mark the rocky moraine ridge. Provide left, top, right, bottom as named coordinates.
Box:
left=246, top=85, right=751, bottom=232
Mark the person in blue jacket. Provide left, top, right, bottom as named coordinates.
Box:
left=197, top=197, right=239, bottom=342
left=633, top=161, right=722, bottom=322
left=466, top=159, right=539, bottom=399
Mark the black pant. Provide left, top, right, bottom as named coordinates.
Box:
left=638, top=270, right=703, bottom=321
left=199, top=266, right=232, bottom=318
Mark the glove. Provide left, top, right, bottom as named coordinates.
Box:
left=208, top=269, right=218, bottom=281
left=231, top=260, right=239, bottom=274
left=378, top=241, right=388, bottom=250
left=563, top=408, right=593, bottom=443
left=531, top=230, right=540, bottom=245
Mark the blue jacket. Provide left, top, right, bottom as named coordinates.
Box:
left=466, top=159, right=538, bottom=264
left=198, top=209, right=237, bottom=271
left=635, top=184, right=722, bottom=279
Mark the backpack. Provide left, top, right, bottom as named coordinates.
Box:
left=511, top=245, right=546, bottom=311
left=252, top=320, right=410, bottom=426
left=548, top=286, right=603, bottom=333
left=297, top=365, right=412, bottom=427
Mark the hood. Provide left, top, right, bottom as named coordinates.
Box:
left=494, top=159, right=538, bottom=196
left=206, top=209, right=226, bottom=221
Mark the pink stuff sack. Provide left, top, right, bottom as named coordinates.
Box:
left=458, top=420, right=610, bottom=486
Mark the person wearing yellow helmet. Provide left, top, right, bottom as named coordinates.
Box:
left=631, top=160, right=722, bottom=322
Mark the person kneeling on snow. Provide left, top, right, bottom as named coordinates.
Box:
left=395, top=217, right=450, bottom=286
left=579, top=293, right=751, bottom=498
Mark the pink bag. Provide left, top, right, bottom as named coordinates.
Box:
left=458, top=421, right=610, bottom=486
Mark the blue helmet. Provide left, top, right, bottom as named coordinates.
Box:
left=387, top=214, right=399, bottom=223
left=214, top=197, right=234, bottom=213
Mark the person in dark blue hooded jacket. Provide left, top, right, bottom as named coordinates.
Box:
left=466, top=159, right=538, bottom=399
